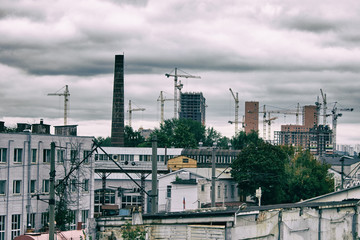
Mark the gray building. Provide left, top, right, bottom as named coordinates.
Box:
left=179, top=92, right=206, bottom=125
left=0, top=121, right=95, bottom=240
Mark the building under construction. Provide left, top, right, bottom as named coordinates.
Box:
left=274, top=105, right=333, bottom=155
left=244, top=101, right=259, bottom=134
left=179, top=92, right=206, bottom=125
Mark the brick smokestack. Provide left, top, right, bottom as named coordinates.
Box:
left=111, top=54, right=125, bottom=146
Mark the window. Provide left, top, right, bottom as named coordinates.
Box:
left=224, top=185, right=228, bottom=199
left=83, top=179, right=89, bottom=192
left=201, top=184, right=205, bottom=192
left=231, top=185, right=235, bottom=198
left=31, top=149, right=37, bottom=163
left=94, top=189, right=115, bottom=214
left=81, top=210, right=89, bottom=229
left=217, top=185, right=221, bottom=198
left=43, top=149, right=50, bottom=163
left=11, top=214, right=21, bottom=239
left=30, top=180, right=36, bottom=194
left=182, top=158, right=189, bottom=163
left=27, top=213, right=35, bottom=229
left=83, top=150, right=91, bottom=164
left=167, top=185, right=172, bottom=198
left=41, top=212, right=49, bottom=228
left=14, top=149, right=22, bottom=163
left=0, top=181, right=5, bottom=195
left=70, top=150, right=78, bottom=163
left=69, top=210, right=77, bottom=230
left=13, top=180, right=21, bottom=194
left=57, top=149, right=65, bottom=163
left=121, top=195, right=142, bottom=209
left=0, top=148, right=7, bottom=163
left=42, top=180, right=50, bottom=193
left=0, top=215, right=5, bottom=240
left=71, top=179, right=77, bottom=192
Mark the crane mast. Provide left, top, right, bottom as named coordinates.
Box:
left=157, top=91, right=173, bottom=125
left=128, top=100, right=145, bottom=128
left=320, top=89, right=327, bottom=125
left=165, top=68, right=201, bottom=119
left=331, top=102, right=353, bottom=151
left=229, top=88, right=239, bottom=135
left=47, top=85, right=70, bottom=125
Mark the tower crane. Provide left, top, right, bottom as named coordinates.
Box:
left=47, top=85, right=70, bottom=125
left=165, top=68, right=201, bottom=119
left=331, top=102, right=354, bottom=151
left=320, top=89, right=327, bottom=125
left=229, top=88, right=240, bottom=135
left=264, top=115, right=278, bottom=141
left=157, top=91, right=173, bottom=125
left=127, top=100, right=145, bottom=128
left=260, top=105, right=301, bottom=140
left=228, top=116, right=245, bottom=133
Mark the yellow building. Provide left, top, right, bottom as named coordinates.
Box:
left=167, top=156, right=197, bottom=171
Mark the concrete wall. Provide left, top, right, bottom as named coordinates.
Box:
left=96, top=202, right=360, bottom=240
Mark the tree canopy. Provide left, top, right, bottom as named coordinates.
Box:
left=231, top=141, right=288, bottom=205
left=231, top=132, right=334, bottom=205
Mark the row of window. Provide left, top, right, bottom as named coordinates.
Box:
left=95, top=154, right=173, bottom=162
left=0, top=179, right=89, bottom=196
left=0, top=210, right=89, bottom=239
left=0, top=148, right=91, bottom=164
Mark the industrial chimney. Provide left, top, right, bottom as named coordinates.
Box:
left=111, top=54, right=125, bottom=146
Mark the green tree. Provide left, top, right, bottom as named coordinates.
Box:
left=231, top=130, right=262, bottom=150
left=95, top=136, right=111, bottom=146
left=124, top=126, right=145, bottom=147
left=150, top=118, right=205, bottom=148
left=203, top=127, right=230, bottom=148
left=231, top=141, right=288, bottom=205
left=284, top=150, right=333, bottom=203
left=121, top=221, right=146, bottom=240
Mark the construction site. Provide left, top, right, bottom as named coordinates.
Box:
left=45, top=56, right=354, bottom=157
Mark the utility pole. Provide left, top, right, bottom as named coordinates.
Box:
left=151, top=136, right=158, bottom=214
left=211, top=143, right=217, bottom=208
left=49, top=142, right=56, bottom=240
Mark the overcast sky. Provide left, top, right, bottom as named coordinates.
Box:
left=1, top=0, right=359, bottom=146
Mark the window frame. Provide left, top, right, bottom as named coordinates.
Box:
left=0, top=180, right=6, bottom=195
left=13, top=148, right=22, bottom=163
left=13, top=180, right=21, bottom=195
left=0, top=148, right=7, bottom=163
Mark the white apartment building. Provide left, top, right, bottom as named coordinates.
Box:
left=158, top=168, right=240, bottom=212
left=0, top=130, right=94, bottom=240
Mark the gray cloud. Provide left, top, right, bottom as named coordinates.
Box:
left=0, top=0, right=359, bottom=144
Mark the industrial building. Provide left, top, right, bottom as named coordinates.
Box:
left=0, top=120, right=95, bottom=240
left=179, top=92, right=206, bottom=125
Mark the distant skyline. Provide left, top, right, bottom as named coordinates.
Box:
left=0, top=0, right=359, bottom=145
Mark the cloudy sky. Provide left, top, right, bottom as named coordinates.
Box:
left=1, top=0, right=359, bottom=146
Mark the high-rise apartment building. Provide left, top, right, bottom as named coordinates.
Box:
left=244, top=101, right=259, bottom=134
left=179, top=92, right=206, bottom=125
left=111, top=55, right=125, bottom=147
left=275, top=105, right=332, bottom=155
